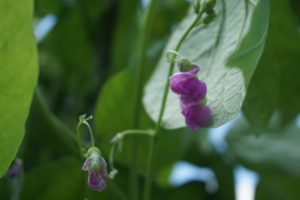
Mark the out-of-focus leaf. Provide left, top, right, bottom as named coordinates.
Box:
left=34, top=0, right=61, bottom=16
left=242, top=39, right=280, bottom=130
left=22, top=89, right=77, bottom=169
left=289, top=0, right=300, bottom=22
left=143, top=0, right=269, bottom=129
left=243, top=0, right=300, bottom=129
left=94, top=70, right=190, bottom=172
left=109, top=0, right=139, bottom=73
left=153, top=0, right=189, bottom=39
left=20, top=157, right=83, bottom=200
left=268, top=0, right=300, bottom=113
left=0, top=0, right=38, bottom=177
left=256, top=175, right=300, bottom=200
left=153, top=182, right=206, bottom=200
left=39, top=4, right=95, bottom=118
left=226, top=116, right=300, bottom=176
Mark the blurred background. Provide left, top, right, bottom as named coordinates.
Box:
left=1, top=0, right=300, bottom=199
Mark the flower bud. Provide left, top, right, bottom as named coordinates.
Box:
left=178, top=59, right=198, bottom=72
left=201, top=0, right=216, bottom=12
left=82, top=147, right=110, bottom=192
left=193, top=0, right=216, bottom=14
left=202, top=9, right=216, bottom=25
left=87, top=147, right=102, bottom=171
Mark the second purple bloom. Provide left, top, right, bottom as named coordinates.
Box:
left=170, top=66, right=212, bottom=130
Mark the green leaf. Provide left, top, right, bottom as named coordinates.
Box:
left=20, top=157, right=83, bottom=200
left=22, top=89, right=78, bottom=168
left=256, top=175, right=300, bottom=200
left=109, top=0, right=139, bottom=74
left=143, top=0, right=269, bottom=129
left=94, top=70, right=189, bottom=172
left=268, top=0, right=300, bottom=112
left=0, top=0, right=38, bottom=177
left=243, top=0, right=300, bottom=129
left=242, top=39, right=280, bottom=130
left=226, top=116, right=300, bottom=176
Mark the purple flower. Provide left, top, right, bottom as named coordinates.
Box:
left=170, top=66, right=212, bottom=130
left=181, top=103, right=212, bottom=131
left=5, top=159, right=22, bottom=178
left=82, top=147, right=110, bottom=192
left=87, top=172, right=107, bottom=192
left=170, top=67, right=206, bottom=105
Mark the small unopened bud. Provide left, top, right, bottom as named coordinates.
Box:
left=179, top=60, right=197, bottom=72
left=193, top=0, right=216, bottom=14
left=201, top=0, right=216, bottom=12
left=202, top=10, right=216, bottom=25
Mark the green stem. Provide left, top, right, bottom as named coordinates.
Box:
left=76, top=116, right=95, bottom=157
left=109, top=129, right=155, bottom=177
left=109, top=143, right=117, bottom=173
left=76, top=123, right=84, bottom=157
left=131, top=0, right=158, bottom=199
left=142, top=11, right=205, bottom=200
left=35, top=89, right=78, bottom=153
left=112, top=129, right=155, bottom=143
left=82, top=121, right=95, bottom=147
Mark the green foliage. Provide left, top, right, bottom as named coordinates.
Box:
left=0, top=0, right=38, bottom=177
left=143, top=0, right=269, bottom=129
left=243, top=0, right=300, bottom=129
left=21, top=157, right=83, bottom=200
left=1, top=0, right=300, bottom=199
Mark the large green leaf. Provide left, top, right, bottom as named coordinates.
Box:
left=143, top=0, right=269, bottom=129
left=0, top=0, right=38, bottom=177
left=242, top=39, right=279, bottom=130
left=268, top=0, right=300, bottom=113
left=242, top=0, right=300, bottom=130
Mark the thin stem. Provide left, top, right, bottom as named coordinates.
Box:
left=76, top=123, right=84, bottom=158
left=143, top=11, right=205, bottom=200
left=83, top=121, right=95, bottom=147
left=35, top=88, right=78, bottom=153
left=109, top=144, right=117, bottom=175
left=109, top=129, right=155, bottom=177
left=131, top=0, right=158, bottom=199
left=112, top=129, right=155, bottom=143
left=76, top=116, right=95, bottom=157
left=109, top=144, right=117, bottom=169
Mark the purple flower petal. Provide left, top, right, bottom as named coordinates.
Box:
left=181, top=104, right=212, bottom=131
left=88, top=172, right=107, bottom=192
left=99, top=157, right=110, bottom=179
left=169, top=67, right=200, bottom=94
left=82, top=158, right=91, bottom=171
left=179, top=79, right=207, bottom=105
